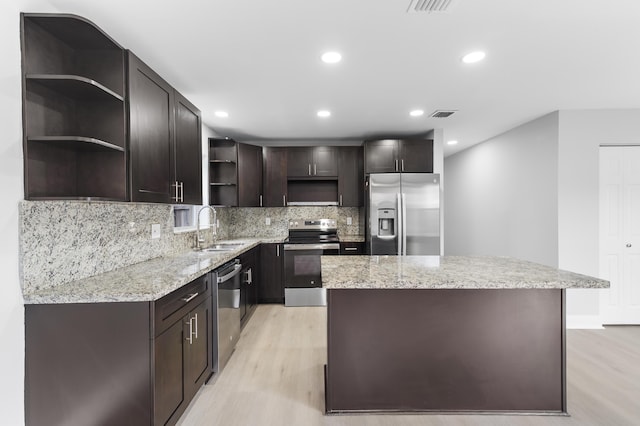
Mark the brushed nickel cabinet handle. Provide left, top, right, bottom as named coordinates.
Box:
left=193, top=313, right=198, bottom=339
left=181, top=292, right=199, bottom=303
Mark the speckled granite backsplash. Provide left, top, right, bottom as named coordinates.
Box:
left=217, top=206, right=364, bottom=239
left=19, top=200, right=216, bottom=293
left=20, top=201, right=364, bottom=293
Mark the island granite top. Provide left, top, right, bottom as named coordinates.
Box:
left=321, top=255, right=610, bottom=290
left=22, top=238, right=285, bottom=304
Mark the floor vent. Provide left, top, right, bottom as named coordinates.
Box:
left=407, top=0, right=456, bottom=13
left=430, top=110, right=457, bottom=118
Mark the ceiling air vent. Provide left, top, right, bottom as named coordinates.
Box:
left=407, top=0, right=456, bottom=13
left=430, top=110, right=457, bottom=118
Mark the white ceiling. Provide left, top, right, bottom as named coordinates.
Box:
left=37, top=0, right=640, bottom=155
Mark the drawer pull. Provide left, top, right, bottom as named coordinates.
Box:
left=181, top=292, right=199, bottom=303
left=344, top=247, right=358, bottom=251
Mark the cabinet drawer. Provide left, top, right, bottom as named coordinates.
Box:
left=154, top=274, right=210, bottom=336
left=340, top=242, right=365, bottom=255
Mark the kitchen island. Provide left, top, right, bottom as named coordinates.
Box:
left=321, top=255, right=609, bottom=415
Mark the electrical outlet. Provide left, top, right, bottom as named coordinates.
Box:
left=265, top=217, right=271, bottom=226
left=151, top=224, right=161, bottom=239
left=346, top=217, right=352, bottom=225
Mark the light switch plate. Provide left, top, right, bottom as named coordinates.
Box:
left=346, top=217, right=352, bottom=225
left=151, top=224, right=161, bottom=239
left=266, top=217, right=271, bottom=226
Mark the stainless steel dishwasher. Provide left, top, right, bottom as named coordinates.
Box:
left=215, top=259, right=242, bottom=372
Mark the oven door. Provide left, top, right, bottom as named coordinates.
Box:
left=283, top=243, right=340, bottom=288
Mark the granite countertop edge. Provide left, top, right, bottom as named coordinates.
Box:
left=23, top=237, right=286, bottom=305
left=321, top=255, right=610, bottom=290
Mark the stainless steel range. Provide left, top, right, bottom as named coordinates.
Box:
left=283, top=219, right=339, bottom=307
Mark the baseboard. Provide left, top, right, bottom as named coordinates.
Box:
left=566, top=315, right=604, bottom=329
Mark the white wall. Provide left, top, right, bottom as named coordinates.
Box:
left=558, top=109, right=640, bottom=325
left=1, top=2, right=32, bottom=423
left=445, top=109, right=640, bottom=327
left=444, top=112, right=559, bottom=268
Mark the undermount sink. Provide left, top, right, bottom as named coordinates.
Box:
left=199, top=243, right=245, bottom=252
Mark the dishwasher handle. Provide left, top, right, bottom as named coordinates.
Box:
left=217, top=263, right=242, bottom=283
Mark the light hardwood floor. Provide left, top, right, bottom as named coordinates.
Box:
left=178, top=305, right=640, bottom=426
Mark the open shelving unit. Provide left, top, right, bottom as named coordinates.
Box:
left=209, top=138, right=238, bottom=206
left=21, top=13, right=127, bottom=200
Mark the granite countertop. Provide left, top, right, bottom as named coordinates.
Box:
left=339, top=235, right=365, bottom=243
left=23, top=237, right=285, bottom=304
left=321, top=255, right=610, bottom=290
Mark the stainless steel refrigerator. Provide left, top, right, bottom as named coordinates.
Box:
left=366, top=173, right=440, bottom=255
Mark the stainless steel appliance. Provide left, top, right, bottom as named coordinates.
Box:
left=283, top=219, right=340, bottom=307
left=215, top=259, right=242, bottom=372
left=366, top=173, right=440, bottom=255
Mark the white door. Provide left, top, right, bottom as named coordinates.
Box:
left=599, top=146, right=640, bottom=324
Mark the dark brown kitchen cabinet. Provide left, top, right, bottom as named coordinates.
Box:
left=174, top=92, right=203, bottom=205
left=364, top=139, right=398, bottom=174
left=364, top=139, right=433, bottom=174
left=25, top=274, right=212, bottom=426
left=239, top=246, right=259, bottom=326
left=238, top=143, right=263, bottom=207
left=399, top=139, right=434, bottom=173
left=209, top=138, right=237, bottom=206
left=262, top=147, right=288, bottom=207
left=338, top=146, right=364, bottom=207
left=21, top=13, right=127, bottom=200
left=209, top=139, right=263, bottom=207
left=259, top=243, right=284, bottom=303
left=287, top=146, right=337, bottom=178
left=128, top=52, right=173, bottom=203
left=129, top=51, right=202, bottom=204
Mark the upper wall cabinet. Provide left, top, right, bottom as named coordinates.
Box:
left=174, top=92, right=203, bottom=205
left=262, top=147, right=288, bottom=207
left=287, top=147, right=338, bottom=178
left=338, top=146, right=364, bottom=207
left=21, top=13, right=127, bottom=200
left=364, top=139, right=434, bottom=174
left=237, top=143, right=263, bottom=207
left=209, top=139, right=263, bottom=207
left=129, top=52, right=202, bottom=204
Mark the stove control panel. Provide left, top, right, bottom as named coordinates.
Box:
left=288, top=218, right=337, bottom=230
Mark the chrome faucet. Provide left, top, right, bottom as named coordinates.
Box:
left=195, top=205, right=217, bottom=250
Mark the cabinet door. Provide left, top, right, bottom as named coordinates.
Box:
left=364, top=139, right=399, bottom=174
left=313, top=146, right=338, bottom=177
left=399, top=139, right=434, bottom=173
left=174, top=91, right=203, bottom=204
left=263, top=147, right=288, bottom=206
left=238, top=143, right=263, bottom=207
left=129, top=52, right=174, bottom=203
left=287, top=147, right=312, bottom=177
left=155, top=319, right=185, bottom=426
left=259, top=244, right=284, bottom=303
left=338, top=146, right=364, bottom=207
left=184, top=298, right=211, bottom=401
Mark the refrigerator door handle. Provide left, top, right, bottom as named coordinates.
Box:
left=397, top=192, right=403, bottom=255
left=401, top=193, right=407, bottom=255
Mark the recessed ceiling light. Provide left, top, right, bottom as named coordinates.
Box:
left=321, top=51, right=342, bottom=64
left=447, top=140, right=459, bottom=145
left=317, top=110, right=331, bottom=118
left=214, top=111, right=229, bottom=118
left=461, top=51, right=486, bottom=64
left=409, top=109, right=424, bottom=117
